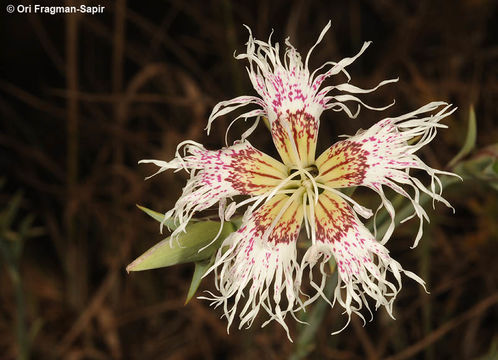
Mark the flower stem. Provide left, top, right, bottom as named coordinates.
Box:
left=290, top=270, right=338, bottom=360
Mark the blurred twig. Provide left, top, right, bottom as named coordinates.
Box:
left=0, top=184, right=43, bottom=360
left=385, top=293, right=498, bottom=360
left=54, top=238, right=131, bottom=358
left=65, top=0, right=83, bottom=310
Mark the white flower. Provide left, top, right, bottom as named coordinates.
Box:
left=140, top=22, right=456, bottom=339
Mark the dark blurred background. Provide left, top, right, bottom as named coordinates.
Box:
left=1, top=0, right=497, bottom=359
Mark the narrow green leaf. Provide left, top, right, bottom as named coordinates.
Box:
left=0, top=191, right=23, bottom=231
left=127, top=221, right=234, bottom=272
left=12, top=214, right=37, bottom=260
left=136, top=204, right=178, bottom=230
left=453, top=144, right=498, bottom=190
left=185, top=259, right=213, bottom=304
left=448, top=106, right=477, bottom=168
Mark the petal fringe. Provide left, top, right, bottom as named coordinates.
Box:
left=139, top=141, right=287, bottom=239
left=316, top=102, right=457, bottom=245
left=200, top=194, right=304, bottom=340
left=299, top=191, right=426, bottom=333
left=207, top=21, right=396, bottom=168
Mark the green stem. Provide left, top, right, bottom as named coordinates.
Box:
left=13, top=268, right=28, bottom=360
left=420, top=232, right=433, bottom=360
left=1, top=249, right=29, bottom=360
left=290, top=271, right=338, bottom=360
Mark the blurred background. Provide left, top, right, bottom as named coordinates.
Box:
left=1, top=0, right=497, bottom=359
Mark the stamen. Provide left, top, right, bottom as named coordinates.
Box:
left=302, top=191, right=311, bottom=238
left=234, top=188, right=296, bottom=212
left=300, top=168, right=320, bottom=204
left=305, top=187, right=317, bottom=245
left=281, top=117, right=303, bottom=167
left=239, top=170, right=303, bottom=221
left=316, top=183, right=373, bottom=219
left=260, top=170, right=303, bottom=204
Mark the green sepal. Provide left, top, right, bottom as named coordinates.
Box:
left=185, top=258, right=214, bottom=304
left=126, top=221, right=234, bottom=272
left=448, top=106, right=477, bottom=168
left=136, top=204, right=178, bottom=230
left=0, top=191, right=23, bottom=232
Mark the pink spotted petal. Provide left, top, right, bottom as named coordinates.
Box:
left=201, top=194, right=304, bottom=340
left=315, top=102, right=458, bottom=245
left=208, top=21, right=396, bottom=168
left=300, top=191, right=425, bottom=333
left=139, top=140, right=287, bottom=238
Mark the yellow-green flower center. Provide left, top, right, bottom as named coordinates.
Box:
left=287, top=164, right=323, bottom=195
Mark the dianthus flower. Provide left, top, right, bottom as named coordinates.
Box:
left=140, top=22, right=456, bottom=338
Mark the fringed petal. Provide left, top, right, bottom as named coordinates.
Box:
left=208, top=21, right=396, bottom=168
left=139, top=141, right=287, bottom=238
left=315, top=102, right=458, bottom=245
left=201, top=193, right=304, bottom=340
left=300, top=191, right=425, bottom=334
